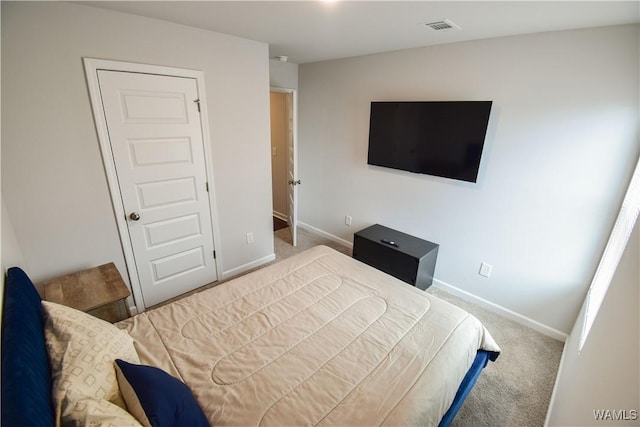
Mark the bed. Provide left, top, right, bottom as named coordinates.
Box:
left=2, top=245, right=499, bottom=426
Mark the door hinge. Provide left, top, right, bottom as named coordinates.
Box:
left=213, top=250, right=216, bottom=259
left=205, top=182, right=209, bottom=192
left=194, top=99, right=201, bottom=112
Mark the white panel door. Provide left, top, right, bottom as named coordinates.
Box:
left=97, top=70, right=217, bottom=307
left=285, top=92, right=298, bottom=246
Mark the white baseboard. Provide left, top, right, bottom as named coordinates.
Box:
left=272, top=211, right=287, bottom=222
left=297, top=221, right=353, bottom=248
left=433, top=278, right=569, bottom=342
left=543, top=342, right=571, bottom=426
left=222, top=253, right=276, bottom=279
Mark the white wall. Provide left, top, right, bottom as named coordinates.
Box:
left=546, top=221, right=639, bottom=426
left=298, top=25, right=639, bottom=335
left=269, top=59, right=299, bottom=90
left=1, top=199, right=26, bottom=274
left=1, top=2, right=273, bottom=287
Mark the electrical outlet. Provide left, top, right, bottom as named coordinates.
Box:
left=479, top=262, right=492, bottom=278
left=246, top=232, right=254, bottom=244
left=345, top=215, right=352, bottom=226
left=271, top=146, right=277, bottom=157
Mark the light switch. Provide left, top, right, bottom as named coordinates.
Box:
left=479, top=262, right=492, bottom=278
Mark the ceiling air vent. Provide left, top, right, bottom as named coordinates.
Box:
left=423, top=19, right=460, bottom=32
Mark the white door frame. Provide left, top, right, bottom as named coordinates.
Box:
left=270, top=86, right=298, bottom=245
left=84, top=58, right=223, bottom=314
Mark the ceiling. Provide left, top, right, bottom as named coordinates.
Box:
left=79, top=1, right=639, bottom=64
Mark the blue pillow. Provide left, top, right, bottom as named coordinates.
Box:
left=1, top=267, right=55, bottom=427
left=114, top=359, right=209, bottom=427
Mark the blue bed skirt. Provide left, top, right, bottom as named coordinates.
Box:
left=439, top=350, right=498, bottom=427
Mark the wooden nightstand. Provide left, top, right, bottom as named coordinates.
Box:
left=43, top=262, right=131, bottom=323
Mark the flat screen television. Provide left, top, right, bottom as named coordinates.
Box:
left=367, top=101, right=492, bottom=183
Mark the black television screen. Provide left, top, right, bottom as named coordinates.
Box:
left=367, top=101, right=492, bottom=183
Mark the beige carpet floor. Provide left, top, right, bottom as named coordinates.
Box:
left=274, top=227, right=564, bottom=427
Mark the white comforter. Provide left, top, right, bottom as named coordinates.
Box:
left=119, top=245, right=500, bottom=426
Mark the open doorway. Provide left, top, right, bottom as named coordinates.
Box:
left=270, top=87, right=298, bottom=246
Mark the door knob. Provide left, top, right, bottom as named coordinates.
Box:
left=288, top=179, right=301, bottom=186
left=129, top=212, right=141, bottom=221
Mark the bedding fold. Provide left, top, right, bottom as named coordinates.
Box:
left=118, top=245, right=500, bottom=426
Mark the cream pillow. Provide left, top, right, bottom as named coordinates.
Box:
left=64, top=398, right=142, bottom=427
left=42, top=301, right=140, bottom=426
